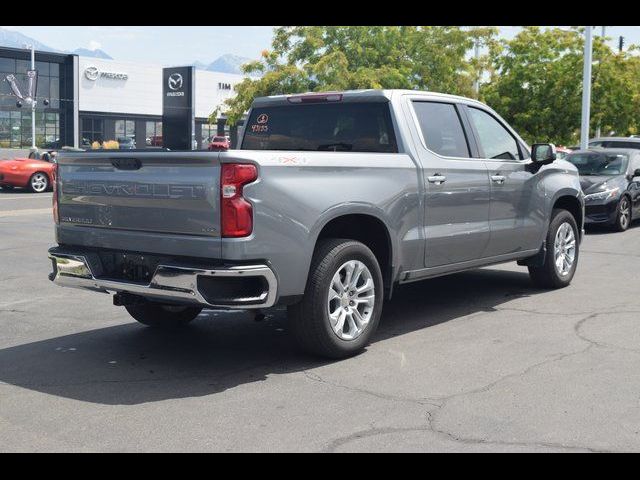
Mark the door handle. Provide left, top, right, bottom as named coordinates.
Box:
left=427, top=174, right=446, bottom=185
left=491, top=175, right=506, bottom=184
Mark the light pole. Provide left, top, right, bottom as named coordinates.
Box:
left=580, top=27, right=593, bottom=150
left=595, top=26, right=607, bottom=139
left=28, top=44, right=36, bottom=152
left=473, top=40, right=480, bottom=96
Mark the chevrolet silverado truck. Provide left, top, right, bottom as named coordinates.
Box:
left=48, top=90, right=584, bottom=358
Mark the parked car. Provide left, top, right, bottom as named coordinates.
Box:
left=147, top=135, right=162, bottom=147
left=0, top=157, right=56, bottom=193
left=589, top=137, right=640, bottom=150
left=208, top=135, right=231, bottom=151
left=117, top=137, right=136, bottom=149
left=47, top=89, right=584, bottom=358
left=555, top=146, right=572, bottom=160
left=565, top=148, right=640, bottom=231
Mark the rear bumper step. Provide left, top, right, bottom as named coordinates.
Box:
left=48, top=248, right=277, bottom=309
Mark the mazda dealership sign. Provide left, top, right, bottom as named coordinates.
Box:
left=162, top=66, right=195, bottom=150
left=84, top=65, right=128, bottom=81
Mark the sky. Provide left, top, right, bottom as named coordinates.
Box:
left=2, top=26, right=640, bottom=65
left=0, top=26, right=276, bottom=64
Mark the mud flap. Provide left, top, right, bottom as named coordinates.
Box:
left=517, top=242, right=547, bottom=268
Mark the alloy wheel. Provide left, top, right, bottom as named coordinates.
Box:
left=553, top=222, right=576, bottom=277
left=619, top=198, right=631, bottom=230
left=327, top=260, right=375, bottom=341
left=30, top=173, right=48, bottom=193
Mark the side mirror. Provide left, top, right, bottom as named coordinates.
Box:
left=633, top=168, right=640, bottom=178
left=531, top=143, right=557, bottom=164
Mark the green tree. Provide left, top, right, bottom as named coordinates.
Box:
left=214, top=26, right=497, bottom=125
left=483, top=26, right=640, bottom=145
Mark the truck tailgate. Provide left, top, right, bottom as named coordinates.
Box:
left=57, top=151, right=221, bottom=237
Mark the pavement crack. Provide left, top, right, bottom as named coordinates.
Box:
left=302, top=370, right=442, bottom=408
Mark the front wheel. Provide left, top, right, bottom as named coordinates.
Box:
left=29, top=172, right=49, bottom=193
left=612, top=196, right=631, bottom=232
left=528, top=208, right=579, bottom=289
left=125, top=303, right=202, bottom=328
left=287, top=239, right=384, bottom=359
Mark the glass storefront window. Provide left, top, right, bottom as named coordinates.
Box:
left=35, top=61, right=49, bottom=76
left=145, top=121, right=162, bottom=147
left=0, top=111, right=10, bottom=148
left=0, top=110, right=59, bottom=148
left=0, top=55, right=64, bottom=149
left=0, top=57, right=15, bottom=73
left=115, top=119, right=136, bottom=148
left=81, top=118, right=104, bottom=147
left=201, top=123, right=216, bottom=148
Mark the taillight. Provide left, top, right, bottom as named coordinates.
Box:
left=52, top=163, right=59, bottom=224
left=287, top=93, right=343, bottom=103
left=220, top=163, right=258, bottom=237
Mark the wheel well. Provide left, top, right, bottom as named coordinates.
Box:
left=316, top=214, right=393, bottom=297
left=553, top=195, right=583, bottom=235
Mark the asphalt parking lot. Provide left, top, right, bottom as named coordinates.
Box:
left=1, top=188, right=640, bottom=452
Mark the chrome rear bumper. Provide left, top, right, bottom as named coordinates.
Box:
left=48, top=250, right=277, bottom=309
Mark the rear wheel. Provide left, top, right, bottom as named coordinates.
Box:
left=528, top=209, right=579, bottom=289
left=29, top=172, right=49, bottom=193
left=287, top=239, right=383, bottom=359
left=125, top=303, right=202, bottom=328
left=612, top=196, right=631, bottom=232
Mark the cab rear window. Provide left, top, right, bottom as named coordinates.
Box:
left=241, top=102, right=398, bottom=153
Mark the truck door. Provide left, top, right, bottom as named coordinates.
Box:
left=463, top=105, right=545, bottom=257
left=408, top=100, right=491, bottom=268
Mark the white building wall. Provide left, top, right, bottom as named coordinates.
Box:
left=78, top=57, right=243, bottom=118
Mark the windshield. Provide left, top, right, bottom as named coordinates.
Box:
left=241, top=102, right=398, bottom=153
left=212, top=136, right=227, bottom=142
left=566, top=153, right=629, bottom=176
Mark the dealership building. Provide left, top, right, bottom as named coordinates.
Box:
left=0, top=46, right=245, bottom=151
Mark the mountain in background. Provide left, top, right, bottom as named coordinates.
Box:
left=72, top=48, right=113, bottom=59
left=0, top=27, right=59, bottom=52
left=191, top=60, right=209, bottom=70
left=1, top=27, right=253, bottom=75
left=205, top=54, right=251, bottom=74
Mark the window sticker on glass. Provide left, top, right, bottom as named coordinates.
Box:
left=251, top=113, right=270, bottom=133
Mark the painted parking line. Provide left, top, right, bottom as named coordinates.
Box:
left=0, top=208, right=52, bottom=217
left=0, top=194, right=53, bottom=201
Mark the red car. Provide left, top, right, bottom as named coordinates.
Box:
left=208, top=135, right=230, bottom=151
left=0, top=157, right=56, bottom=193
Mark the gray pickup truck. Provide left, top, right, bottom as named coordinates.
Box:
left=48, top=90, right=584, bottom=358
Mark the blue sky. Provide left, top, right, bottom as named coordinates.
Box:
left=2, top=26, right=640, bottom=64
left=1, top=26, right=276, bottom=64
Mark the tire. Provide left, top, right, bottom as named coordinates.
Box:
left=287, top=239, right=384, bottom=359
left=528, top=209, right=579, bottom=289
left=612, top=195, right=631, bottom=232
left=28, top=172, right=49, bottom=193
left=125, top=302, right=202, bottom=328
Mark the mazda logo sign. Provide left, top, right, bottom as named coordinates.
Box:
left=84, top=66, right=128, bottom=81
left=84, top=66, right=100, bottom=81
left=168, top=73, right=183, bottom=91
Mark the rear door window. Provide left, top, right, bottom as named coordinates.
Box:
left=412, top=101, right=470, bottom=158
left=241, top=102, right=397, bottom=153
